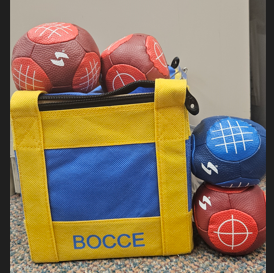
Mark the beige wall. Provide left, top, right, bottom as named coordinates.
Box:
left=10, top=0, right=250, bottom=138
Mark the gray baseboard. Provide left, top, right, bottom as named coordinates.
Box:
left=10, top=156, right=21, bottom=194
left=10, top=159, right=15, bottom=196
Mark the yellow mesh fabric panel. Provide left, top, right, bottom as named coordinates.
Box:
left=40, top=103, right=155, bottom=149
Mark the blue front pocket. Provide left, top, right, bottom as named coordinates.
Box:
left=45, top=143, right=160, bottom=221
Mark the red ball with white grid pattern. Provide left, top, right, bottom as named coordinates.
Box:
left=11, top=22, right=101, bottom=93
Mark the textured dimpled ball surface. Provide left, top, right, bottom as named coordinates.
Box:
left=11, top=22, right=101, bottom=93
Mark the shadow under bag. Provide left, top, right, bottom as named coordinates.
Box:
left=10, top=78, right=195, bottom=263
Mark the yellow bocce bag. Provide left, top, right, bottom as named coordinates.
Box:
left=10, top=79, right=196, bottom=263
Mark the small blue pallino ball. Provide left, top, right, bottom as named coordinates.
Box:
left=191, top=116, right=266, bottom=188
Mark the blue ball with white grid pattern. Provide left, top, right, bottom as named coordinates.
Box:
left=191, top=116, right=266, bottom=188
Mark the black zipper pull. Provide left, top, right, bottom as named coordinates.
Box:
left=185, top=89, right=199, bottom=115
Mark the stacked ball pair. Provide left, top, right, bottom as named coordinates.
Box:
left=191, top=116, right=266, bottom=255
left=12, top=23, right=170, bottom=94
left=11, top=22, right=101, bottom=93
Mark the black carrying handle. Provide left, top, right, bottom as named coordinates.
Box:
left=110, top=80, right=199, bottom=115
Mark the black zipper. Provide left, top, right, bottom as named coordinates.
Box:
left=38, top=80, right=199, bottom=115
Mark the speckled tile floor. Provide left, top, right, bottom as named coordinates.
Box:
left=10, top=181, right=266, bottom=273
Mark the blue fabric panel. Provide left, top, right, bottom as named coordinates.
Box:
left=185, top=138, right=192, bottom=211
left=44, top=143, right=160, bottom=221
left=169, top=66, right=176, bottom=79
left=129, top=86, right=154, bottom=94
